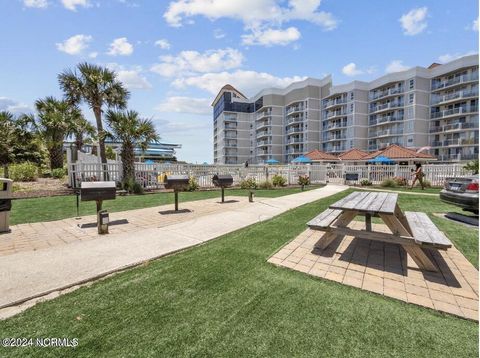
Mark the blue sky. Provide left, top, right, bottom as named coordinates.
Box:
left=0, top=0, right=478, bottom=163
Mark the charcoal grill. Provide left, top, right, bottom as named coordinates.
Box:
left=164, top=175, right=190, bottom=211
left=80, top=181, right=116, bottom=234
left=0, top=178, right=13, bottom=233
left=212, top=174, right=233, bottom=203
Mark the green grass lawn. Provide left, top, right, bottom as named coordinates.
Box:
left=366, top=186, right=442, bottom=194
left=10, top=185, right=323, bottom=225
left=0, top=190, right=477, bottom=357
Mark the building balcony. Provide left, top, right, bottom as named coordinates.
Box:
left=429, top=122, right=478, bottom=133
left=431, top=72, right=479, bottom=91
left=286, top=137, right=303, bottom=145
left=257, top=150, right=271, bottom=156
left=256, top=139, right=272, bottom=147
left=256, top=120, right=271, bottom=130
left=325, top=110, right=348, bottom=119
left=286, top=104, right=304, bottom=115
left=369, top=115, right=404, bottom=126
left=369, top=101, right=404, bottom=114
left=287, top=147, right=304, bottom=154
left=224, top=140, right=237, bottom=148
left=256, top=130, right=271, bottom=139
left=286, top=116, right=304, bottom=126
left=430, top=106, right=479, bottom=119
left=369, top=129, right=404, bottom=138
left=286, top=126, right=304, bottom=134
left=224, top=150, right=238, bottom=156
left=224, top=133, right=237, bottom=139
left=223, top=114, right=237, bottom=122
left=370, top=87, right=404, bottom=101
left=436, top=153, right=478, bottom=161
left=224, top=124, right=237, bottom=130
left=324, top=134, right=347, bottom=142
left=325, top=122, right=348, bottom=130
left=431, top=88, right=479, bottom=105
left=323, top=97, right=347, bottom=109
left=256, top=110, right=272, bottom=120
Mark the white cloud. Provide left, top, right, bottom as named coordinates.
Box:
left=472, top=17, right=479, bottom=31
left=107, top=37, right=134, bottom=56
left=88, top=51, right=98, bottom=58
left=61, top=0, right=90, bottom=11
left=399, top=7, right=428, bottom=35
left=155, top=96, right=211, bottom=115
left=213, top=28, right=226, bottom=39
left=163, top=0, right=337, bottom=31
left=172, top=70, right=306, bottom=96
left=242, top=27, right=301, bottom=46
left=385, top=60, right=409, bottom=74
left=56, top=34, right=92, bottom=55
left=0, top=97, right=32, bottom=114
left=154, top=39, right=171, bottom=50
left=23, top=0, right=48, bottom=8
left=342, top=63, right=362, bottom=76
left=150, top=48, right=244, bottom=77
left=438, top=51, right=477, bottom=63
left=106, top=63, right=151, bottom=89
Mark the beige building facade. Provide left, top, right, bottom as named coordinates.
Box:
left=212, top=55, right=478, bottom=164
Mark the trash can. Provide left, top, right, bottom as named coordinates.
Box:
left=0, top=178, right=13, bottom=233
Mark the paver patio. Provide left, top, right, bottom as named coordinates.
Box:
left=0, top=184, right=347, bottom=316
left=268, top=221, right=479, bottom=321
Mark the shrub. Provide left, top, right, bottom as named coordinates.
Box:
left=464, top=159, right=479, bottom=174
left=298, top=175, right=310, bottom=186
left=188, top=176, right=199, bottom=191
left=272, top=174, right=286, bottom=187
left=258, top=180, right=273, bottom=189
left=40, top=169, right=52, bottom=178
left=360, top=178, right=372, bottom=186
left=132, top=182, right=144, bottom=194
left=9, top=162, right=38, bottom=182
left=52, top=168, right=66, bottom=179
left=393, top=176, right=407, bottom=186
left=380, top=178, right=397, bottom=188
left=240, top=178, right=257, bottom=190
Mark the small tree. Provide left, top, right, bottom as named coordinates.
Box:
left=105, top=110, right=159, bottom=185
left=464, top=159, right=479, bottom=174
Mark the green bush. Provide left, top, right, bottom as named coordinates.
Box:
left=132, top=182, right=144, bottom=194
left=240, top=178, right=257, bottom=190
left=360, top=178, right=372, bottom=186
left=464, top=159, right=479, bottom=174
left=40, top=169, right=52, bottom=178
left=258, top=180, right=273, bottom=189
left=380, top=178, right=397, bottom=188
left=9, top=162, right=38, bottom=182
left=272, top=174, right=286, bottom=187
left=298, top=175, right=310, bottom=186
left=51, top=168, right=66, bottom=179
left=188, top=176, right=199, bottom=191
left=393, top=176, right=407, bottom=186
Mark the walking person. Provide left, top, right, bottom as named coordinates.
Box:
left=410, top=163, right=425, bottom=190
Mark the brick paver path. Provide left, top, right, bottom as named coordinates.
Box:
left=269, top=221, right=479, bottom=321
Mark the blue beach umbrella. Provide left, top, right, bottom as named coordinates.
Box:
left=367, top=155, right=395, bottom=164
left=265, top=159, right=280, bottom=164
left=291, top=155, right=312, bottom=164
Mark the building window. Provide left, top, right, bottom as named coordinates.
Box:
left=350, top=92, right=354, bottom=100
left=409, top=93, right=414, bottom=104
left=409, top=79, right=414, bottom=90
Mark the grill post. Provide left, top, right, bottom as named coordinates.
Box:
left=221, top=187, right=225, bottom=203
left=175, top=191, right=179, bottom=211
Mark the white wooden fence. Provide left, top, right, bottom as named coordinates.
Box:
left=68, top=162, right=472, bottom=189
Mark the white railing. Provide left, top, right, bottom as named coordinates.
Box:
left=68, top=162, right=473, bottom=189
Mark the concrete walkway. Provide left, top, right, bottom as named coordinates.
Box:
left=0, top=184, right=347, bottom=314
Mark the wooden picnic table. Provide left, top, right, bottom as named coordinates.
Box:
left=307, top=191, right=452, bottom=272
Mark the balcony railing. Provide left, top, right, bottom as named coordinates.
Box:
left=370, top=87, right=404, bottom=100
left=224, top=140, right=237, bottom=147
left=286, top=105, right=304, bottom=114
left=431, top=89, right=479, bottom=105
left=256, top=110, right=272, bottom=120
left=256, top=139, right=272, bottom=146
left=224, top=124, right=237, bottom=130
left=369, top=115, right=404, bottom=126
left=431, top=72, right=479, bottom=90
left=286, top=137, right=303, bottom=144
left=430, top=106, right=479, bottom=119
left=256, top=130, right=271, bottom=138
left=256, top=120, right=271, bottom=129
left=369, top=129, right=404, bottom=138
left=286, top=126, right=304, bottom=134
left=325, top=110, right=348, bottom=119
left=286, top=116, right=304, bottom=125
left=323, top=97, right=347, bottom=109
left=326, top=122, right=348, bottom=130
left=369, top=101, right=404, bottom=113
left=429, top=122, right=478, bottom=133
left=431, top=138, right=477, bottom=147
left=324, top=134, right=347, bottom=141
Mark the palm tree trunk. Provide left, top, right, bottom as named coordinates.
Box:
left=3, top=165, right=8, bottom=178
left=93, top=106, right=108, bottom=180
left=121, top=142, right=135, bottom=183
left=50, top=144, right=64, bottom=169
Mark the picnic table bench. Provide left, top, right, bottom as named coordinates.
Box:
left=307, top=191, right=452, bottom=272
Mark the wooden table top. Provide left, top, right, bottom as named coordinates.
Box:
left=329, top=191, right=399, bottom=215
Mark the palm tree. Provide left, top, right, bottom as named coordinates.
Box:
left=35, top=97, right=82, bottom=169
left=58, top=63, right=130, bottom=176
left=0, top=111, right=17, bottom=177
left=105, top=110, right=159, bottom=184
left=70, top=116, right=96, bottom=152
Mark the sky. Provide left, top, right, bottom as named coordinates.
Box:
left=0, top=0, right=478, bottom=163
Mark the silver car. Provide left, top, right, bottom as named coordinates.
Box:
left=440, top=174, right=479, bottom=214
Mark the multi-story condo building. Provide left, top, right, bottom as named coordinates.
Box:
left=212, top=54, right=478, bottom=164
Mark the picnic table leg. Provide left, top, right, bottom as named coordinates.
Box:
left=314, top=210, right=358, bottom=250
left=365, top=214, right=372, bottom=232
left=379, top=213, right=438, bottom=272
